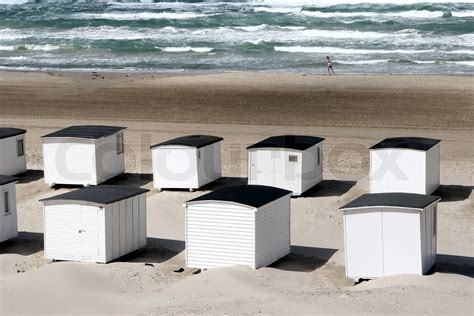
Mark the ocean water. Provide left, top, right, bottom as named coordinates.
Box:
left=0, top=0, right=473, bottom=73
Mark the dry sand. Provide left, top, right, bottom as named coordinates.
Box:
left=0, top=71, right=472, bottom=315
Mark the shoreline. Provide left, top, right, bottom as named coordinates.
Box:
left=1, top=69, right=473, bottom=77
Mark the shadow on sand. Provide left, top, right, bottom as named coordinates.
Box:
left=201, top=176, right=248, bottom=191
left=269, top=246, right=338, bottom=272
left=433, top=185, right=473, bottom=202
left=300, top=180, right=357, bottom=198
left=15, top=169, right=44, bottom=184
left=47, top=173, right=153, bottom=190
left=0, top=232, right=44, bottom=256
left=150, top=177, right=248, bottom=193
left=111, top=238, right=186, bottom=264
left=430, top=254, right=474, bottom=278
left=102, top=172, right=153, bottom=187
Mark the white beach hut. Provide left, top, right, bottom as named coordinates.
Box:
left=370, top=137, right=441, bottom=194
left=151, top=135, right=223, bottom=191
left=0, top=128, right=27, bottom=176
left=340, top=193, right=440, bottom=280
left=41, top=185, right=148, bottom=263
left=247, top=135, right=325, bottom=196
left=0, top=175, right=18, bottom=243
left=184, top=185, right=292, bottom=269
left=41, top=125, right=126, bottom=187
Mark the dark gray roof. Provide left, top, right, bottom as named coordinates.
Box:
left=186, top=185, right=292, bottom=208
left=151, top=135, right=223, bottom=149
left=0, top=128, right=26, bottom=140
left=247, top=135, right=325, bottom=151
left=42, top=125, right=126, bottom=139
left=40, top=185, right=149, bottom=205
left=340, top=193, right=440, bottom=210
left=370, top=137, right=440, bottom=151
left=0, top=175, right=18, bottom=186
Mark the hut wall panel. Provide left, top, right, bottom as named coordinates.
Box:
left=186, top=203, right=255, bottom=269
left=381, top=208, right=422, bottom=276
left=105, top=203, right=114, bottom=262
left=0, top=182, right=18, bottom=242
left=152, top=146, right=198, bottom=189
left=119, top=200, right=127, bottom=257
left=370, top=149, right=426, bottom=194
left=42, top=138, right=96, bottom=186
left=0, top=135, right=27, bottom=176
left=132, top=196, right=139, bottom=250
left=94, top=133, right=125, bottom=184
left=78, top=205, right=102, bottom=262
left=301, top=144, right=323, bottom=195
left=197, top=142, right=222, bottom=188
left=138, top=194, right=147, bottom=248
left=111, top=202, right=120, bottom=259
left=425, top=144, right=440, bottom=194
left=44, top=204, right=82, bottom=261
left=248, top=149, right=302, bottom=195
left=344, top=209, right=384, bottom=279
left=125, top=198, right=133, bottom=253
left=255, top=196, right=291, bottom=268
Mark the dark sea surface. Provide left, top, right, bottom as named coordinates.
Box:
left=0, top=0, right=473, bottom=73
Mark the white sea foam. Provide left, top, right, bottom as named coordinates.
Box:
left=72, top=12, right=209, bottom=20
left=274, top=46, right=435, bottom=54
left=446, top=50, right=474, bottom=55
left=156, top=46, right=214, bottom=53
left=299, top=10, right=467, bottom=19
left=452, top=11, right=474, bottom=17
left=235, top=24, right=306, bottom=32
left=0, top=0, right=30, bottom=4
left=0, top=44, right=63, bottom=51
left=253, top=7, right=302, bottom=13
left=245, top=0, right=474, bottom=6
left=451, top=61, right=474, bottom=66
left=337, top=59, right=390, bottom=64
left=1, top=26, right=472, bottom=49
left=0, top=56, right=28, bottom=60
left=0, top=45, right=15, bottom=51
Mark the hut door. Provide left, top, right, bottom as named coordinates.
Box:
left=79, top=205, right=100, bottom=261
left=255, top=151, right=274, bottom=184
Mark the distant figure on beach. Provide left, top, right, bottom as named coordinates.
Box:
left=327, top=56, right=335, bottom=75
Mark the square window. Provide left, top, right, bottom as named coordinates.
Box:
left=17, top=138, right=24, bottom=157
left=116, top=133, right=124, bottom=154
left=289, top=155, right=298, bottom=162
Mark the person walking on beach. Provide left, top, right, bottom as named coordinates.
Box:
left=327, top=56, right=335, bottom=75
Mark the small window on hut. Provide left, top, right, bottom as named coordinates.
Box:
left=17, top=138, right=24, bottom=157
left=317, top=147, right=321, bottom=165
left=116, top=133, right=124, bottom=154
left=4, top=191, right=10, bottom=214
left=289, top=155, right=298, bottom=163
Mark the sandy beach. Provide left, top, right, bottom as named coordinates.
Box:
left=0, top=71, right=472, bottom=315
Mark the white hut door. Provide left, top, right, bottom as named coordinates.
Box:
left=255, top=151, right=275, bottom=184
left=79, top=205, right=100, bottom=261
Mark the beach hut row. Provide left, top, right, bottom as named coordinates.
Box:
left=3, top=181, right=441, bottom=279
left=0, top=125, right=442, bottom=281
left=1, top=125, right=440, bottom=195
